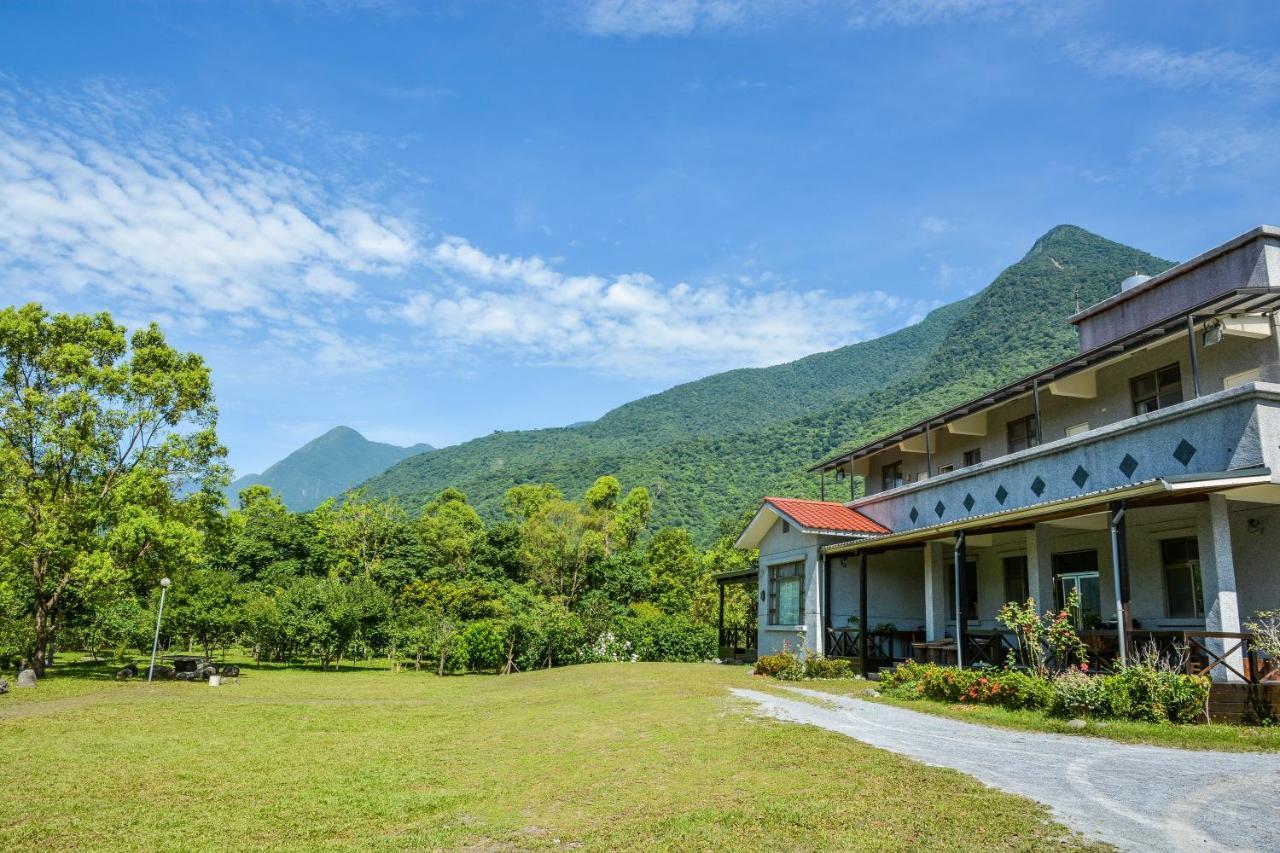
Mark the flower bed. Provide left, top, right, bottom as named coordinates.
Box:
left=881, top=661, right=1210, bottom=724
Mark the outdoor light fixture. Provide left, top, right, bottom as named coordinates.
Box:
left=147, top=577, right=171, bottom=684
left=1203, top=319, right=1223, bottom=347
left=835, top=469, right=846, bottom=483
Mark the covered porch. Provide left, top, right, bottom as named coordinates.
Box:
left=819, top=471, right=1280, bottom=685
left=714, top=568, right=758, bottom=664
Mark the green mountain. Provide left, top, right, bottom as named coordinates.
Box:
left=364, top=225, right=1174, bottom=541
left=230, top=426, right=432, bottom=511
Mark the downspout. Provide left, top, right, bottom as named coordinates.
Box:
left=1032, top=379, right=1043, bottom=446
left=924, top=422, right=932, bottom=478
left=954, top=530, right=967, bottom=668
left=1186, top=315, right=1202, bottom=398
left=1108, top=500, right=1130, bottom=667
left=859, top=550, right=869, bottom=676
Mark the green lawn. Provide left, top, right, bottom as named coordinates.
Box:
left=786, top=679, right=1280, bottom=753
left=0, top=661, right=1106, bottom=851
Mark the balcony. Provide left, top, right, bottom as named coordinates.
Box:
left=850, top=382, right=1280, bottom=534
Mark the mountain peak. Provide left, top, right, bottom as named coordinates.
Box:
left=228, top=427, right=433, bottom=511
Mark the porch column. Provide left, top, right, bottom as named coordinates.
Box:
left=717, top=582, right=726, bottom=654
left=1196, top=493, right=1244, bottom=682
left=859, top=551, right=869, bottom=675
left=923, top=541, right=947, bottom=641
left=1026, top=524, right=1055, bottom=614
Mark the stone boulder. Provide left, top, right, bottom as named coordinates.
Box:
left=115, top=662, right=139, bottom=680
left=0, top=678, right=9, bottom=695
left=175, top=671, right=196, bottom=681
left=151, top=665, right=176, bottom=680
left=198, top=665, right=217, bottom=679
left=220, top=665, right=240, bottom=678
left=17, top=668, right=36, bottom=688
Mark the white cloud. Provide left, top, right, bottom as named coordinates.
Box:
left=0, top=80, right=417, bottom=335
left=919, top=215, right=952, bottom=235
left=1064, top=40, right=1280, bottom=94
left=401, top=236, right=931, bottom=378
left=563, top=0, right=1047, bottom=36
left=0, top=78, right=931, bottom=382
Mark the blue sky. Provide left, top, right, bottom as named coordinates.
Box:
left=1, top=1, right=1278, bottom=476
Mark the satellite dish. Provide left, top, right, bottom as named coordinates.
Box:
left=1120, top=273, right=1152, bottom=292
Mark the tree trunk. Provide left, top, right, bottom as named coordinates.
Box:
left=32, top=604, right=50, bottom=677
left=437, top=647, right=447, bottom=677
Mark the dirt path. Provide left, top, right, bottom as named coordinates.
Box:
left=733, top=686, right=1280, bottom=853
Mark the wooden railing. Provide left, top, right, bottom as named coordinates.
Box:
left=1183, top=631, right=1276, bottom=684
left=718, top=627, right=755, bottom=653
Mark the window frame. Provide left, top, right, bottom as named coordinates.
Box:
left=1160, top=536, right=1204, bottom=619
left=1131, top=362, right=1184, bottom=415
left=767, top=560, right=805, bottom=627
left=1002, top=555, right=1028, bottom=605
left=881, top=460, right=903, bottom=492
left=963, top=448, right=982, bottom=467
left=1006, top=415, right=1039, bottom=453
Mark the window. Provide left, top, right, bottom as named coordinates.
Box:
left=938, top=464, right=955, bottom=474
left=1052, top=550, right=1102, bottom=629
left=1161, top=537, right=1203, bottom=619
left=768, top=561, right=804, bottom=625
left=781, top=519, right=790, bottom=534
left=945, top=558, right=979, bottom=621
left=1003, top=555, right=1028, bottom=605
left=1007, top=415, right=1039, bottom=453
left=1065, top=422, right=1090, bottom=437
left=1131, top=363, right=1183, bottom=415
left=963, top=448, right=982, bottom=467
left=881, top=461, right=903, bottom=491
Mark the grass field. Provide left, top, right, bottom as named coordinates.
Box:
left=791, top=679, right=1280, bottom=753
left=0, top=661, right=1106, bottom=851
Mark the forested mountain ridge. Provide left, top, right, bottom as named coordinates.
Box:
left=364, top=225, right=1174, bottom=541
left=229, top=426, right=432, bottom=511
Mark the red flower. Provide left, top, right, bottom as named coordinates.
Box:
left=1078, top=662, right=1089, bottom=672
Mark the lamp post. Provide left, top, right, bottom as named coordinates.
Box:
left=147, top=577, right=171, bottom=683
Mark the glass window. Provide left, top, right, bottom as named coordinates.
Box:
left=768, top=561, right=804, bottom=625
left=1003, top=555, right=1028, bottom=605
left=963, top=448, right=982, bottom=467
left=938, top=464, right=955, bottom=474
left=1052, top=550, right=1101, bottom=629
left=881, top=461, right=903, bottom=491
left=1065, top=422, right=1090, bottom=437
left=781, top=519, right=790, bottom=534
left=1131, top=363, right=1183, bottom=415
left=1007, top=415, right=1039, bottom=453
left=1161, top=537, right=1203, bottom=619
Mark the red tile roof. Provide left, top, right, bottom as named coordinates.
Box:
left=764, top=497, right=890, bottom=535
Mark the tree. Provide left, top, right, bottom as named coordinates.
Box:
left=0, top=305, right=225, bottom=674
left=165, top=568, right=244, bottom=660
left=312, top=490, right=405, bottom=580
left=501, top=483, right=563, bottom=523
left=416, top=488, right=485, bottom=574
left=646, top=528, right=704, bottom=617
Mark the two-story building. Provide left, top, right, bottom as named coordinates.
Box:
left=734, top=225, right=1280, bottom=694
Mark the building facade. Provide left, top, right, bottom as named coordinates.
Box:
left=736, top=225, right=1280, bottom=685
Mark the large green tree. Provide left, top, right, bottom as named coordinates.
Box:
left=0, top=304, right=225, bottom=673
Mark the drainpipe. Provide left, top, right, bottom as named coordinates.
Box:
left=859, top=550, right=869, bottom=676
left=1109, top=500, right=1129, bottom=668
left=1032, top=379, right=1042, bottom=446
left=954, top=531, right=967, bottom=668
left=1186, top=315, right=1202, bottom=398
left=924, top=423, right=932, bottom=478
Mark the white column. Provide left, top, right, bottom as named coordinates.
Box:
left=1196, top=494, right=1244, bottom=682
left=813, top=551, right=825, bottom=657
left=1027, top=524, right=1055, bottom=614
left=924, top=541, right=948, bottom=641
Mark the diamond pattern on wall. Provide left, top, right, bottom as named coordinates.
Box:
left=1030, top=475, right=1046, bottom=497
left=962, top=493, right=975, bottom=512
left=1072, top=465, right=1090, bottom=488
left=1119, top=453, right=1139, bottom=479
left=1173, top=438, right=1197, bottom=467
left=934, top=500, right=946, bottom=518
left=995, top=484, right=1009, bottom=505
left=909, top=506, right=919, bottom=523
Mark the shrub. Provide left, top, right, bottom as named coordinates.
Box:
left=1099, top=665, right=1209, bottom=724
left=1051, top=669, right=1108, bottom=718
left=459, top=621, right=505, bottom=672
left=775, top=659, right=806, bottom=681
left=615, top=613, right=715, bottom=662
left=804, top=655, right=854, bottom=679
left=754, top=647, right=800, bottom=677
left=882, top=661, right=1050, bottom=711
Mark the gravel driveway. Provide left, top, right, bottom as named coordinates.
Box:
left=732, top=686, right=1280, bottom=852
